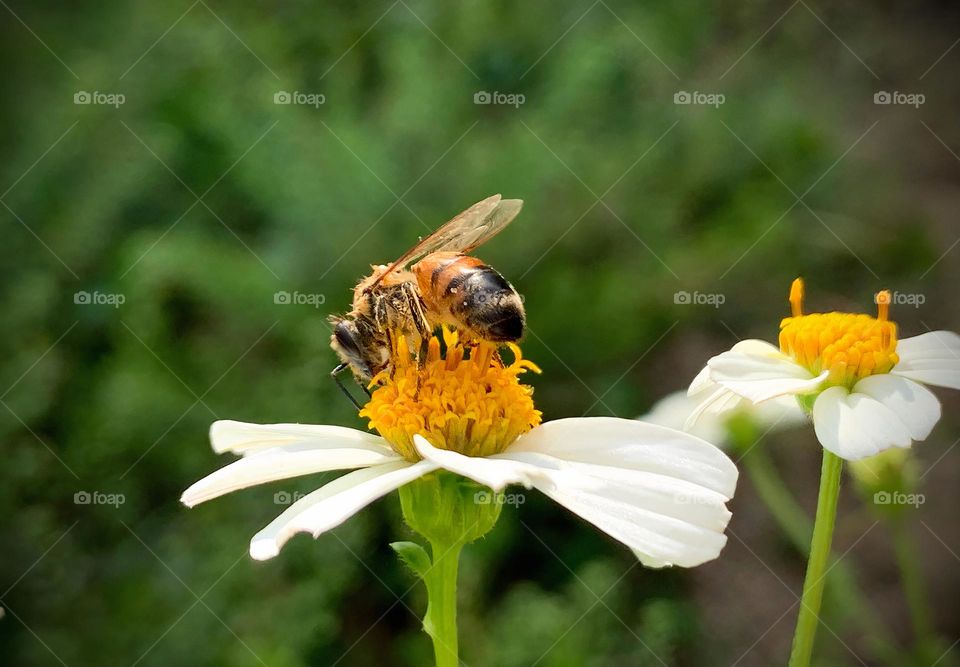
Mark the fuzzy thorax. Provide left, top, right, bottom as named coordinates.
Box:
left=359, top=328, right=542, bottom=460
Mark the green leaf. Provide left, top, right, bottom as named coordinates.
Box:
left=390, top=541, right=431, bottom=579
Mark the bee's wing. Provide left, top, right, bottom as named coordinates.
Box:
left=367, top=194, right=522, bottom=289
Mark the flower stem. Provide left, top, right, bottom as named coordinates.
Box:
left=892, top=519, right=939, bottom=665
left=788, top=449, right=843, bottom=667
left=743, top=446, right=903, bottom=664
left=423, top=538, right=463, bottom=667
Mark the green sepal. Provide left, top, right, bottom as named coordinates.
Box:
left=390, top=540, right=431, bottom=579
left=398, top=470, right=502, bottom=546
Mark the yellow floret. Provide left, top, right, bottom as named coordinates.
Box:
left=359, top=328, right=542, bottom=460
left=779, top=280, right=898, bottom=388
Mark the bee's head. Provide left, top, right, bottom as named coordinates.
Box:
left=329, top=318, right=375, bottom=381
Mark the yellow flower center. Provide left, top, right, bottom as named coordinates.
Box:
left=778, top=278, right=898, bottom=388
left=359, top=328, right=542, bottom=461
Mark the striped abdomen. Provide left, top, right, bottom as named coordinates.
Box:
left=413, top=252, right=525, bottom=342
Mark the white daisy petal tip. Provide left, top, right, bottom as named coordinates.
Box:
left=180, top=488, right=201, bottom=509
left=633, top=532, right=730, bottom=569
left=247, top=460, right=437, bottom=560
left=250, top=536, right=281, bottom=561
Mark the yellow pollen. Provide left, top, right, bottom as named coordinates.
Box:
left=359, top=327, right=542, bottom=461
left=778, top=278, right=898, bottom=388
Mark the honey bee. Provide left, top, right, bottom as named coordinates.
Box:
left=330, top=194, right=525, bottom=405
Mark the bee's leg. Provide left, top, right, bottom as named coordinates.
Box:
left=384, top=327, right=396, bottom=379
left=400, top=281, right=432, bottom=377
left=330, top=363, right=364, bottom=411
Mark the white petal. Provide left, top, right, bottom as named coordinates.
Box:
left=210, top=420, right=389, bottom=455
left=756, top=395, right=807, bottom=425
left=504, top=418, right=736, bottom=567
left=708, top=340, right=828, bottom=403
left=813, top=386, right=912, bottom=460
left=688, top=340, right=790, bottom=398
left=852, top=374, right=941, bottom=442
left=181, top=441, right=402, bottom=507
left=499, top=449, right=732, bottom=568
left=683, top=383, right=749, bottom=432
left=249, top=460, right=437, bottom=560
left=413, top=435, right=548, bottom=491
left=687, top=365, right=715, bottom=397
left=641, top=390, right=729, bottom=447
left=892, top=331, right=960, bottom=389
left=509, top=417, right=738, bottom=497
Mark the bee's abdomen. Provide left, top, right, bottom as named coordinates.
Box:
left=416, top=253, right=525, bottom=342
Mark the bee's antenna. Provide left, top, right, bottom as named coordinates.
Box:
left=330, top=363, right=363, bottom=411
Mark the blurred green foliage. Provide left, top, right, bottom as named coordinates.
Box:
left=2, top=1, right=958, bottom=665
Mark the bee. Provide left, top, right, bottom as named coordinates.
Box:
left=330, top=194, right=525, bottom=406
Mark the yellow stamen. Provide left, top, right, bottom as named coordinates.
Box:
left=876, top=290, right=891, bottom=322
left=779, top=281, right=898, bottom=388
left=790, top=277, right=805, bottom=317
left=359, top=328, right=542, bottom=461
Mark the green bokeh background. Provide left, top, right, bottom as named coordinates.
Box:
left=2, top=2, right=958, bottom=665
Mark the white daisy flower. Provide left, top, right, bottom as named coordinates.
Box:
left=687, top=278, right=960, bottom=461
left=183, top=331, right=738, bottom=568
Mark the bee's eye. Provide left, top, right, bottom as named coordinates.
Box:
left=334, top=320, right=361, bottom=353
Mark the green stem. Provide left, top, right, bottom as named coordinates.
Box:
left=744, top=446, right=903, bottom=664
left=423, top=539, right=463, bottom=667
left=788, top=449, right=843, bottom=667
left=892, top=519, right=938, bottom=665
